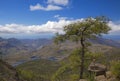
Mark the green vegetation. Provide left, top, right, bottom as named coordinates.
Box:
left=17, top=59, right=60, bottom=81
left=54, top=16, right=110, bottom=79
left=86, top=73, right=96, bottom=81
left=15, top=48, right=120, bottom=81
left=0, top=59, right=22, bottom=81
left=17, top=69, right=47, bottom=81
left=110, top=60, right=120, bottom=79
left=51, top=48, right=106, bottom=81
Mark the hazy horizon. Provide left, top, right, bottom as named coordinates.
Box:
left=1, top=34, right=120, bottom=41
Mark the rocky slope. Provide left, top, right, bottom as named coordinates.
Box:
left=0, top=59, right=24, bottom=81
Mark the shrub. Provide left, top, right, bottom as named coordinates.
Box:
left=0, top=77, right=6, bottom=81
left=70, top=74, right=79, bottom=81
left=110, top=60, right=120, bottom=79
left=17, top=69, right=35, bottom=81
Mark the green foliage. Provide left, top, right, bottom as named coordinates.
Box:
left=52, top=64, right=70, bottom=81
left=54, top=32, right=66, bottom=45
left=54, top=16, right=111, bottom=45
left=69, top=74, right=79, bottom=81
left=54, top=16, right=111, bottom=79
left=0, top=77, right=7, bottom=81
left=52, top=49, right=82, bottom=81
left=63, top=16, right=110, bottom=41
left=17, top=69, right=47, bottom=81
left=86, top=73, right=96, bottom=81
left=68, top=49, right=81, bottom=70
left=17, top=59, right=60, bottom=81
left=110, top=60, right=120, bottom=79
left=85, top=52, right=105, bottom=61
left=18, top=69, right=34, bottom=81
left=52, top=48, right=105, bottom=81
left=52, top=49, right=81, bottom=80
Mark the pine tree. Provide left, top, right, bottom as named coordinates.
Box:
left=54, top=16, right=111, bottom=79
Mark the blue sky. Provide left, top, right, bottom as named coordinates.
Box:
left=0, top=0, right=120, bottom=39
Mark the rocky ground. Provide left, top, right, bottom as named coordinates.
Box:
left=79, top=71, right=119, bottom=81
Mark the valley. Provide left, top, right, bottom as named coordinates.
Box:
left=0, top=37, right=120, bottom=81
left=0, top=37, right=120, bottom=65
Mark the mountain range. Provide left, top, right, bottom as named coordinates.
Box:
left=0, top=37, right=120, bottom=65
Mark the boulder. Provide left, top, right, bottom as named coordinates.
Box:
left=88, top=60, right=107, bottom=77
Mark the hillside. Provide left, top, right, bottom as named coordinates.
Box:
left=14, top=39, right=120, bottom=62
left=0, top=37, right=51, bottom=53
left=0, top=37, right=52, bottom=65
left=0, top=37, right=120, bottom=81
left=17, top=59, right=60, bottom=81
left=17, top=46, right=120, bottom=81
left=16, top=38, right=120, bottom=81
left=0, top=59, right=23, bottom=81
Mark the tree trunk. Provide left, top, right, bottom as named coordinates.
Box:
left=79, top=37, right=85, bottom=79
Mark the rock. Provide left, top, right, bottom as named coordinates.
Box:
left=95, top=75, right=107, bottom=81
left=79, top=71, right=118, bottom=81
left=79, top=79, right=87, bottom=81
left=88, top=59, right=107, bottom=77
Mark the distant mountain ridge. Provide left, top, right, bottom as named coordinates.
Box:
left=103, top=35, right=120, bottom=41
left=0, top=37, right=52, bottom=65
left=0, top=37, right=52, bottom=52
left=0, top=37, right=120, bottom=49
left=0, top=37, right=52, bottom=48
left=0, top=37, right=120, bottom=65
left=90, top=37, right=120, bottom=48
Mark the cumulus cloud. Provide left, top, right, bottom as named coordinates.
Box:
left=0, top=19, right=120, bottom=35
left=30, top=0, right=69, bottom=11
left=0, top=19, right=81, bottom=34
left=30, top=4, right=62, bottom=11
left=108, top=21, right=120, bottom=35
left=47, top=0, right=69, bottom=6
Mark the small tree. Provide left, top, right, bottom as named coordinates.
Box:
left=54, top=16, right=111, bottom=79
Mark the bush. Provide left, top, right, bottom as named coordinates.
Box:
left=0, top=77, right=7, bottom=81
left=18, top=69, right=35, bottom=81
left=70, top=74, right=79, bottom=81
left=110, top=60, right=120, bottom=79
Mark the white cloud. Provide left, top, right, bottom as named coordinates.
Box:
left=0, top=19, right=81, bottom=34
left=54, top=14, right=68, bottom=20
left=30, top=4, right=43, bottom=11
left=46, top=4, right=62, bottom=11
left=108, top=21, right=120, bottom=35
left=0, top=20, right=120, bottom=35
left=47, top=0, right=69, bottom=6
left=30, top=4, right=62, bottom=11
left=29, top=0, right=69, bottom=11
